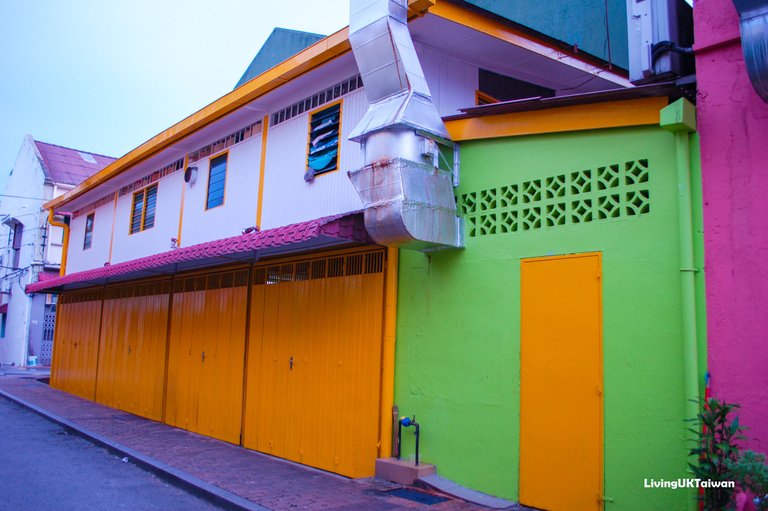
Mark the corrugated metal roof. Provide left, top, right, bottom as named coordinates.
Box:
left=446, top=82, right=683, bottom=119
left=234, top=28, right=325, bottom=90
left=26, top=213, right=371, bottom=294
left=34, top=141, right=116, bottom=186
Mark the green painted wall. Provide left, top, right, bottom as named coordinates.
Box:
left=395, top=125, right=700, bottom=510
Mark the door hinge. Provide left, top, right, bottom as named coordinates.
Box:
left=598, top=495, right=614, bottom=503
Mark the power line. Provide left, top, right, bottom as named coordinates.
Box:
left=0, top=194, right=46, bottom=201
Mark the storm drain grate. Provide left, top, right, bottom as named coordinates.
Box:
left=386, top=488, right=449, bottom=505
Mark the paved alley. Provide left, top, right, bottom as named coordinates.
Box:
left=0, top=375, right=510, bottom=511
left=0, top=396, right=224, bottom=511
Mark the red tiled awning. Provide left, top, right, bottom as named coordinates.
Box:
left=0, top=304, right=7, bottom=314
left=27, top=213, right=371, bottom=294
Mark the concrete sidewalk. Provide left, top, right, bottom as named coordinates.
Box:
left=0, top=375, right=505, bottom=511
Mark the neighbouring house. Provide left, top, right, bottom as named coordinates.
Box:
left=0, top=136, right=114, bottom=366
left=694, top=0, right=768, bottom=455
left=26, top=1, right=702, bottom=509
left=234, top=28, right=325, bottom=90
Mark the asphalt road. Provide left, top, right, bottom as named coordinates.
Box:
left=0, top=396, right=225, bottom=511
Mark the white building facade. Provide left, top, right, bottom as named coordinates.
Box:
left=0, top=136, right=113, bottom=365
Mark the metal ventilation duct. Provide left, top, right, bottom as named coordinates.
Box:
left=733, top=0, right=768, bottom=101
left=347, top=0, right=462, bottom=251
left=348, top=0, right=448, bottom=142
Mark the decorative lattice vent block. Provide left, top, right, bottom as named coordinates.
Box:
left=458, top=159, right=651, bottom=238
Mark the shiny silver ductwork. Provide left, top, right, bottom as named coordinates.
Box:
left=347, top=0, right=462, bottom=250
left=733, top=0, right=768, bottom=102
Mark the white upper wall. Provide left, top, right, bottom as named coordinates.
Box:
left=181, top=135, right=262, bottom=247
left=57, top=41, right=487, bottom=272
left=111, top=170, right=183, bottom=265
left=260, top=88, right=366, bottom=229
left=66, top=198, right=115, bottom=273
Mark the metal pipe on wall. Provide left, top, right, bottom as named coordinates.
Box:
left=660, top=98, right=701, bottom=511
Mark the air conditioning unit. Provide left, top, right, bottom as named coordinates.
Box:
left=626, top=0, right=694, bottom=84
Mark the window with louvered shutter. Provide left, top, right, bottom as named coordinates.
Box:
left=307, top=103, right=340, bottom=176
left=130, top=184, right=158, bottom=234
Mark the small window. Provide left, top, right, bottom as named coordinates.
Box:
left=83, top=213, right=94, bottom=249
left=307, top=102, right=341, bottom=176
left=206, top=153, right=227, bottom=209
left=130, top=184, right=158, bottom=234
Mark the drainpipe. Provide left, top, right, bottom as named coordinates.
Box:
left=660, top=98, right=699, bottom=511
left=47, top=209, right=69, bottom=277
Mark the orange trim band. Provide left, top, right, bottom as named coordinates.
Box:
left=107, top=191, right=119, bottom=263
left=379, top=247, right=399, bottom=458
left=48, top=209, right=69, bottom=277
left=445, top=97, right=667, bottom=141
left=255, top=116, right=270, bottom=230
left=176, top=155, right=189, bottom=247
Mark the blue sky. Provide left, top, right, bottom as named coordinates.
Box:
left=0, top=0, right=349, bottom=192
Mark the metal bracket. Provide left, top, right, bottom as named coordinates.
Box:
left=415, top=128, right=460, bottom=187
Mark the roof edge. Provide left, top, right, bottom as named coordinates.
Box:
left=44, top=23, right=353, bottom=212
left=446, top=82, right=683, bottom=120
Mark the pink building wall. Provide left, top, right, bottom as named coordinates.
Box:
left=695, top=0, right=768, bottom=453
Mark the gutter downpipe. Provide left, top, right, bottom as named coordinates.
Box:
left=660, top=98, right=700, bottom=511
left=379, top=246, right=399, bottom=458
left=48, top=209, right=69, bottom=277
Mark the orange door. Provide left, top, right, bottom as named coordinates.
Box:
left=520, top=253, right=603, bottom=511
left=243, top=250, right=386, bottom=478
left=96, top=282, right=170, bottom=421
left=51, top=290, right=103, bottom=401
left=165, top=270, right=247, bottom=444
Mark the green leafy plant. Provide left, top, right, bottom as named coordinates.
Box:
left=688, top=398, right=747, bottom=510
left=727, top=450, right=768, bottom=511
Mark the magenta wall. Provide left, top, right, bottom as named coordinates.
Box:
left=695, top=0, right=768, bottom=453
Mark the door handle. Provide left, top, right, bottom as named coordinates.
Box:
left=202, top=351, right=206, bottom=363
left=289, top=356, right=293, bottom=370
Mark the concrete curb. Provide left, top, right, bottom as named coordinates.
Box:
left=0, top=388, right=269, bottom=511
